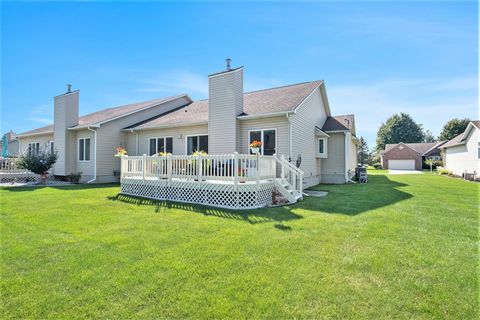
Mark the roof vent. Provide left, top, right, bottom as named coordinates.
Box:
left=67, top=84, right=72, bottom=93
left=226, top=58, right=231, bottom=71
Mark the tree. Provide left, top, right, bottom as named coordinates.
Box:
left=17, top=150, right=58, bottom=184
left=375, top=113, right=425, bottom=151
left=438, top=118, right=471, bottom=141
left=357, top=137, right=369, bottom=166
left=423, top=130, right=436, bottom=143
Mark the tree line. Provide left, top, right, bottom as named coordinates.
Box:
left=357, top=113, right=471, bottom=166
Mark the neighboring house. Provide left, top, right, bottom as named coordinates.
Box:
left=16, top=62, right=358, bottom=186
left=0, top=131, right=20, bottom=157
left=380, top=141, right=447, bottom=170
left=440, top=120, right=480, bottom=178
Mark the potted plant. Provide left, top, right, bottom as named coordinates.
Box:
left=249, top=140, right=262, bottom=154
left=115, top=147, right=127, bottom=157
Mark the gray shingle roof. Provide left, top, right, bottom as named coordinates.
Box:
left=128, top=81, right=324, bottom=130
left=383, top=142, right=439, bottom=155
left=441, top=120, right=480, bottom=148
left=18, top=95, right=187, bottom=136
left=322, top=115, right=355, bottom=132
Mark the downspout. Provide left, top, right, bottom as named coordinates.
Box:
left=86, top=127, right=97, bottom=183
left=286, top=113, right=292, bottom=157
left=130, top=129, right=139, bottom=156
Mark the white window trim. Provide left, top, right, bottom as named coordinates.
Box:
left=148, top=136, right=174, bottom=155
left=316, top=137, right=328, bottom=158
left=78, top=138, right=91, bottom=162
left=247, top=128, right=277, bottom=155
left=185, top=133, right=208, bottom=155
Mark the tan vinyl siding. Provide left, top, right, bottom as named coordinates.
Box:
left=289, top=87, right=328, bottom=186
left=321, top=132, right=346, bottom=183
left=75, top=129, right=95, bottom=181
left=239, top=116, right=289, bottom=156
left=132, top=124, right=209, bottom=156
left=93, top=97, right=190, bottom=182
left=208, top=69, right=243, bottom=154
left=18, top=134, right=54, bottom=155
left=348, top=134, right=358, bottom=176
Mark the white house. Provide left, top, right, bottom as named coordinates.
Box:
left=16, top=61, right=358, bottom=187
left=441, top=120, right=480, bottom=179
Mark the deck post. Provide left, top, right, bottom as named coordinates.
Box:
left=120, top=156, right=125, bottom=179
left=167, top=154, right=172, bottom=186
left=233, top=152, right=238, bottom=189
left=280, top=155, right=285, bottom=180
left=272, top=154, right=277, bottom=179
left=142, top=155, right=146, bottom=181
left=256, top=152, right=260, bottom=205
left=197, top=154, right=202, bottom=181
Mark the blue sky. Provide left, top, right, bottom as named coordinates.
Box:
left=1, top=1, right=478, bottom=148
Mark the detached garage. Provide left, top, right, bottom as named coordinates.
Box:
left=380, top=142, right=443, bottom=171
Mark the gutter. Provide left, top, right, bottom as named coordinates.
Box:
left=122, top=121, right=208, bottom=132
left=86, top=127, right=97, bottom=183
left=237, top=111, right=295, bottom=120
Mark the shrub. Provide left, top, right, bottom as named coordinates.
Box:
left=372, top=163, right=383, bottom=169
left=423, top=159, right=443, bottom=169
left=438, top=169, right=451, bottom=175
left=68, top=172, right=82, bottom=184
left=17, top=150, right=58, bottom=183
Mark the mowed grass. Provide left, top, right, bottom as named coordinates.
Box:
left=1, top=172, right=478, bottom=319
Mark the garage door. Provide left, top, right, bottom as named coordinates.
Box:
left=388, top=160, right=415, bottom=170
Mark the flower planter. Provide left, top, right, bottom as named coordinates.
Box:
left=250, top=147, right=260, bottom=154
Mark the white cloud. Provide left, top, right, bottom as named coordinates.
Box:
left=136, top=70, right=283, bottom=99
left=137, top=71, right=209, bottom=97
left=28, top=117, right=53, bottom=125
left=328, top=76, right=478, bottom=147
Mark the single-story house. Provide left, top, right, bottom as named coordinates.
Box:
left=16, top=61, right=358, bottom=186
left=380, top=141, right=447, bottom=170
left=440, top=120, right=479, bottom=178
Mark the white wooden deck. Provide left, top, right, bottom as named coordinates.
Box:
left=120, top=153, right=303, bottom=210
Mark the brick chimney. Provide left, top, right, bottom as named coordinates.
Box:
left=207, top=59, right=243, bottom=154
left=53, top=84, right=79, bottom=176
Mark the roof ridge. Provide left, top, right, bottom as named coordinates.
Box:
left=243, top=80, right=323, bottom=95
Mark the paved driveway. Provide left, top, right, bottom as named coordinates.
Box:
left=388, top=170, right=423, bottom=175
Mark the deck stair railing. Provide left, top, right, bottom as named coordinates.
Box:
left=273, top=154, right=304, bottom=203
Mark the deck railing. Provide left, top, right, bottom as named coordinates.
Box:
left=121, top=152, right=277, bottom=183
left=0, top=158, right=24, bottom=173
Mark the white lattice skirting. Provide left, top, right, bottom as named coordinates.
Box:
left=121, top=177, right=274, bottom=210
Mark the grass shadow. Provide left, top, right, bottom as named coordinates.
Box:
left=2, top=183, right=119, bottom=192
left=108, top=194, right=303, bottom=225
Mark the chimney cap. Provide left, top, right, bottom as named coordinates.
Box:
left=67, top=84, right=72, bottom=93
left=226, top=58, right=231, bottom=71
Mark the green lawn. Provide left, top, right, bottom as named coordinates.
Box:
left=1, top=172, right=478, bottom=319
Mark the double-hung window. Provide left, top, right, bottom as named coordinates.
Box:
left=28, top=143, right=40, bottom=155
left=187, top=135, right=208, bottom=155
left=79, top=138, right=91, bottom=161
left=317, top=137, right=327, bottom=158
left=248, top=129, right=276, bottom=155
left=149, top=137, right=173, bottom=155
